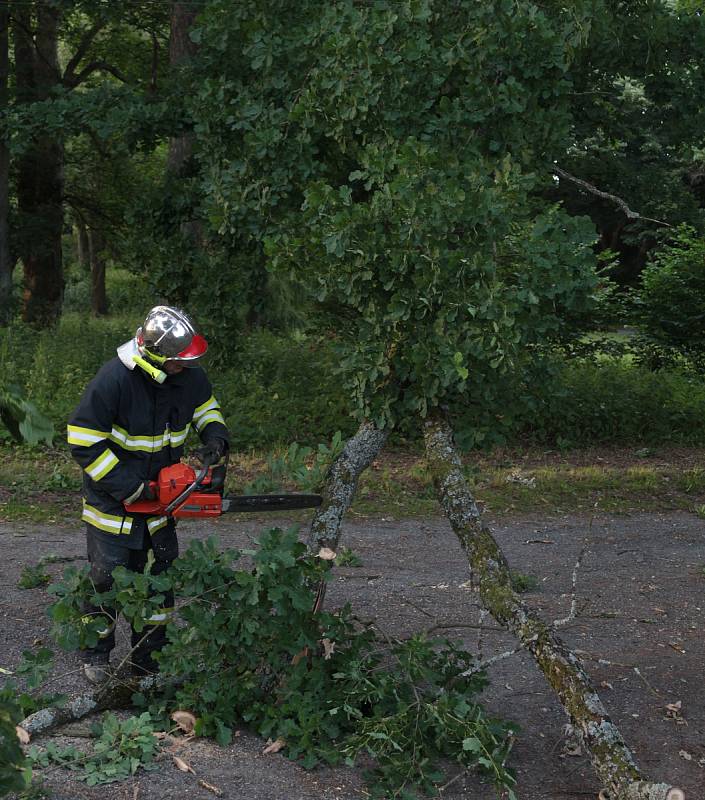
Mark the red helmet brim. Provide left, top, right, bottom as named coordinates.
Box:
left=177, top=333, right=208, bottom=360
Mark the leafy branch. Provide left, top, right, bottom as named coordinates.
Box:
left=42, top=528, right=517, bottom=798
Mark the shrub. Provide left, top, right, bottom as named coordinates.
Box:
left=211, top=329, right=356, bottom=450
left=527, top=362, right=705, bottom=447
left=636, top=225, right=705, bottom=354
left=3, top=315, right=705, bottom=452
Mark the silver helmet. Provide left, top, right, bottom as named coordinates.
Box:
left=136, top=305, right=208, bottom=365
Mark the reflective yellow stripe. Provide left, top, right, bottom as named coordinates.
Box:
left=82, top=501, right=133, bottom=535
left=108, top=424, right=190, bottom=453
left=193, top=397, right=225, bottom=432
left=168, top=425, right=190, bottom=446
left=67, top=424, right=110, bottom=446
left=193, top=396, right=218, bottom=425
left=147, top=515, right=168, bottom=534
left=85, top=449, right=119, bottom=480
left=194, top=410, right=226, bottom=432
left=194, top=396, right=218, bottom=418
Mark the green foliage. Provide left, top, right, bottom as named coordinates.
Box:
left=17, top=564, right=51, bottom=590
left=0, top=318, right=353, bottom=451
left=47, top=565, right=111, bottom=651
left=554, top=4, right=705, bottom=286
left=63, top=266, right=152, bottom=317
left=337, top=634, right=517, bottom=799
left=5, top=310, right=705, bottom=454
left=0, top=384, right=53, bottom=447
left=48, top=528, right=517, bottom=798
left=335, top=547, right=362, bottom=568
left=213, top=330, right=355, bottom=450
left=2, top=649, right=65, bottom=723
left=27, top=712, right=159, bottom=786
left=0, top=649, right=67, bottom=797
left=245, top=431, right=344, bottom=493
left=0, top=315, right=138, bottom=438
left=636, top=226, right=705, bottom=353
left=0, top=688, right=30, bottom=796
left=509, top=572, right=539, bottom=594
left=186, top=0, right=602, bottom=427
left=529, top=361, right=705, bottom=448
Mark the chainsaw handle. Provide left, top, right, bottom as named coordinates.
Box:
left=164, top=463, right=210, bottom=515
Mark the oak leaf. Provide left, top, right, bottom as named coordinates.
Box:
left=171, top=710, right=197, bottom=734
left=263, top=737, right=286, bottom=754
left=173, top=756, right=196, bottom=773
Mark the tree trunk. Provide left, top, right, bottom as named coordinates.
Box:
left=166, top=2, right=198, bottom=176
left=307, top=420, right=388, bottom=554
left=75, top=220, right=90, bottom=271
left=88, top=228, right=107, bottom=315
left=307, top=420, right=388, bottom=611
left=0, top=1, right=12, bottom=323
left=13, top=1, right=64, bottom=327
left=423, top=411, right=683, bottom=800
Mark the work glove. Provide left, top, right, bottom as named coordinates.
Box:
left=195, top=438, right=226, bottom=467
left=124, top=481, right=156, bottom=506
left=140, top=481, right=157, bottom=501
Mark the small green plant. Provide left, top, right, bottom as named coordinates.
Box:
left=43, top=466, right=78, bottom=492
left=0, top=383, right=54, bottom=446
left=335, top=547, right=362, bottom=567
left=17, top=780, right=50, bottom=799
left=510, top=571, right=540, bottom=594
left=18, top=555, right=85, bottom=590
left=28, top=712, right=160, bottom=785
left=0, top=649, right=66, bottom=795
left=246, top=431, right=344, bottom=494
left=18, top=563, right=52, bottom=590
left=694, top=505, right=705, bottom=520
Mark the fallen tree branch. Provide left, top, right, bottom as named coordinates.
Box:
left=19, top=673, right=165, bottom=738
left=423, top=411, right=682, bottom=800
left=553, top=167, right=672, bottom=228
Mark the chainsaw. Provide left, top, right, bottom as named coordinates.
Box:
left=124, top=461, right=322, bottom=519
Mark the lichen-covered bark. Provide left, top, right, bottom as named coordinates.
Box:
left=423, top=412, right=682, bottom=800
left=19, top=675, right=163, bottom=738
left=307, top=419, right=388, bottom=554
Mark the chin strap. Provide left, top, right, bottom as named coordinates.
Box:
left=133, top=355, right=167, bottom=384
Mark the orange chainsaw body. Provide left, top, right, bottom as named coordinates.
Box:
left=124, top=462, right=223, bottom=518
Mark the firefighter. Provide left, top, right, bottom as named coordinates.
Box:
left=67, top=305, right=230, bottom=684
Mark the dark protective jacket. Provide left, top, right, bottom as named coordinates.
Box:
left=67, top=346, right=229, bottom=548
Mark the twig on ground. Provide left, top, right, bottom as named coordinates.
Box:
left=460, top=643, right=528, bottom=677
left=554, top=546, right=587, bottom=628
left=438, top=769, right=467, bottom=793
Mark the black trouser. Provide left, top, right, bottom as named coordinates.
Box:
left=83, top=523, right=178, bottom=669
